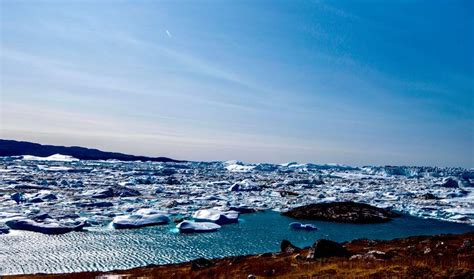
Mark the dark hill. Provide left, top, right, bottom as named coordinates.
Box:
left=0, top=139, right=182, bottom=162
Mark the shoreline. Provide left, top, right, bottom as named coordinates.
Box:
left=4, top=231, right=474, bottom=279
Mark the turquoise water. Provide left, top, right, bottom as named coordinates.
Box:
left=0, top=211, right=472, bottom=275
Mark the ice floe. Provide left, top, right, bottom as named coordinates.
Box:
left=176, top=220, right=221, bottom=233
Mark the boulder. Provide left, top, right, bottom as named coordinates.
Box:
left=282, top=202, right=400, bottom=224
left=229, top=206, right=257, bottom=214
left=307, top=239, right=350, bottom=259
left=0, top=224, right=10, bottom=234
left=280, top=240, right=301, bottom=253
left=190, top=257, right=214, bottom=270
left=11, top=192, right=24, bottom=204
left=441, top=177, right=459, bottom=188
left=176, top=220, right=221, bottom=233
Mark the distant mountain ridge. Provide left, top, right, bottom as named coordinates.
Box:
left=0, top=139, right=182, bottom=162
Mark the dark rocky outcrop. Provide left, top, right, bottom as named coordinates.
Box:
left=190, top=258, right=214, bottom=270
left=229, top=206, right=257, bottom=214
left=307, top=239, right=351, bottom=259
left=0, top=139, right=182, bottom=162
left=280, top=240, right=301, bottom=254
left=0, top=224, right=10, bottom=234
left=440, top=177, right=459, bottom=188
left=282, top=202, right=400, bottom=223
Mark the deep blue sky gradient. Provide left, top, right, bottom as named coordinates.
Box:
left=1, top=0, right=473, bottom=166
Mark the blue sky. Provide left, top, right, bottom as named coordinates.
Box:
left=1, top=0, right=473, bottom=167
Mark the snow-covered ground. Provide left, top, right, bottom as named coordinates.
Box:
left=0, top=155, right=472, bottom=234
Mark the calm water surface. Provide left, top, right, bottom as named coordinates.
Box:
left=0, top=211, right=472, bottom=275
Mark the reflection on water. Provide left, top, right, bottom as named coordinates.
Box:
left=0, top=211, right=472, bottom=275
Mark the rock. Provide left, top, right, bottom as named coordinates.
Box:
left=229, top=206, right=257, bottom=214
left=419, top=193, right=438, bottom=200
left=193, top=209, right=239, bottom=225
left=289, top=222, right=318, bottom=231
left=11, top=192, right=24, bottom=204
left=307, top=239, right=350, bottom=259
left=280, top=240, right=301, bottom=253
left=5, top=218, right=85, bottom=234
left=441, top=177, right=459, bottom=188
left=282, top=202, right=400, bottom=223
left=0, top=224, right=10, bottom=234
left=112, top=209, right=170, bottom=229
left=79, top=201, right=113, bottom=208
left=190, top=257, right=214, bottom=270
left=176, top=220, right=221, bottom=233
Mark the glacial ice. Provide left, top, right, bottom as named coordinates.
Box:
left=5, top=218, right=85, bottom=234
left=192, top=209, right=239, bottom=225
left=0, top=156, right=472, bottom=236
left=112, top=209, right=170, bottom=229
left=289, top=222, right=318, bottom=231
left=176, top=220, right=221, bottom=233
left=22, top=154, right=79, bottom=162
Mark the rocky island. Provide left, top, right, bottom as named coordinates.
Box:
left=282, top=201, right=401, bottom=223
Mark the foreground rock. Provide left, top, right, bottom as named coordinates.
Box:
left=6, top=232, right=473, bottom=279
left=282, top=202, right=400, bottom=223
left=5, top=218, right=85, bottom=234
left=280, top=240, right=301, bottom=253
left=307, top=239, right=351, bottom=259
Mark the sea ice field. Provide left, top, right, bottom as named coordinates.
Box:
left=0, top=155, right=473, bottom=275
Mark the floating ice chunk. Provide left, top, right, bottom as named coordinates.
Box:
left=38, top=166, right=73, bottom=172
left=289, top=222, right=318, bottom=231
left=176, top=220, right=221, bottom=233
left=280, top=162, right=299, bottom=167
left=229, top=179, right=261, bottom=192
left=112, top=209, right=170, bottom=229
left=5, top=218, right=85, bottom=234
left=193, top=208, right=239, bottom=225
left=22, top=154, right=79, bottom=162
left=225, top=164, right=255, bottom=173
left=26, top=190, right=58, bottom=203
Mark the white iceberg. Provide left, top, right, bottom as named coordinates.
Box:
left=176, top=220, right=221, bottom=233
left=229, top=179, right=261, bottom=191
left=22, top=154, right=79, bottom=162
left=5, top=218, right=85, bottom=234
left=112, top=209, right=170, bottom=229
left=193, top=208, right=239, bottom=225
left=289, top=222, right=318, bottom=231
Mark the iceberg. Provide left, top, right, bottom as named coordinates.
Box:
left=176, top=220, right=221, bottom=233
left=193, top=209, right=239, bottom=225
left=229, top=179, right=261, bottom=192
left=22, top=154, right=79, bottom=162
left=5, top=218, right=85, bottom=234
left=289, top=222, right=318, bottom=231
left=112, top=209, right=170, bottom=229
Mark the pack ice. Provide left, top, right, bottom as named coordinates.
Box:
left=0, top=155, right=472, bottom=235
